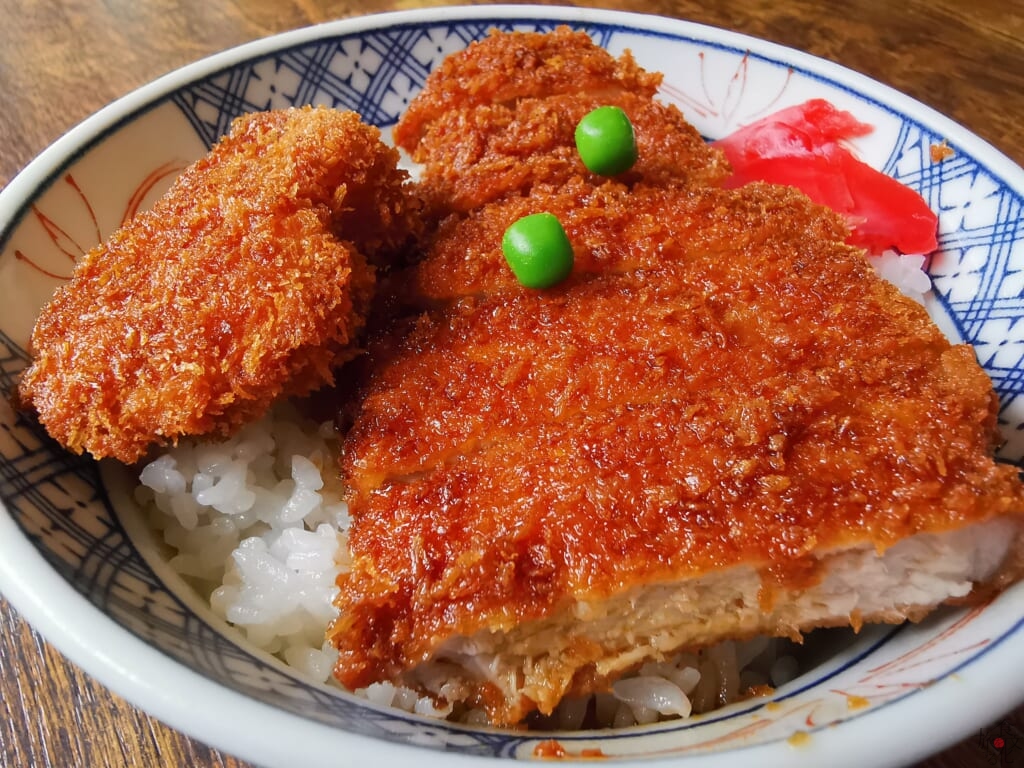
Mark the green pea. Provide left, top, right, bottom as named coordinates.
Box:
left=575, top=105, right=638, bottom=176
left=501, top=213, right=574, bottom=289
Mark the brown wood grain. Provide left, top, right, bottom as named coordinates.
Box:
left=1, top=1, right=1022, bottom=766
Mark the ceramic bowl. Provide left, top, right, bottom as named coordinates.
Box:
left=1, top=6, right=1022, bottom=767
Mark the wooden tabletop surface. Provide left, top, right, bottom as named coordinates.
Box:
left=1, top=0, right=1022, bottom=766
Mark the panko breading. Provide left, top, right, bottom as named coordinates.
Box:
left=395, top=27, right=729, bottom=218
left=394, top=26, right=662, bottom=152
left=329, top=30, right=1024, bottom=725
left=403, top=91, right=730, bottom=217
left=333, top=183, right=1024, bottom=725
left=18, top=106, right=419, bottom=463
left=397, top=179, right=851, bottom=307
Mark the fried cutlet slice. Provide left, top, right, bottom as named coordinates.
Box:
left=17, top=106, right=419, bottom=463
left=404, top=92, right=730, bottom=216
left=329, top=184, right=1024, bottom=724
left=395, top=180, right=847, bottom=308
left=393, top=27, right=729, bottom=217
left=394, top=26, right=662, bottom=153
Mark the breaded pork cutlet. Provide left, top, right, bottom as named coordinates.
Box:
left=18, top=106, right=419, bottom=463
left=394, top=27, right=729, bottom=217
left=329, top=30, right=1024, bottom=725
left=331, top=181, right=1024, bottom=724
left=398, top=179, right=853, bottom=307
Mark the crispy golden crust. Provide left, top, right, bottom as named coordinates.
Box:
left=395, top=180, right=849, bottom=307
left=331, top=180, right=1024, bottom=704
left=394, top=26, right=663, bottom=154
left=394, top=26, right=728, bottom=220
left=17, top=106, right=419, bottom=463
left=407, top=92, right=729, bottom=217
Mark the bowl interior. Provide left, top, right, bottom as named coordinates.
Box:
left=1, top=9, right=1022, bottom=763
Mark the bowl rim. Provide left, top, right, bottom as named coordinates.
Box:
left=1, top=5, right=1022, bottom=767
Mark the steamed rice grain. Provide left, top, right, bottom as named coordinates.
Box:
left=136, top=405, right=348, bottom=682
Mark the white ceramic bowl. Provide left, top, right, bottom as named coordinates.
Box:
left=1, top=6, right=1022, bottom=767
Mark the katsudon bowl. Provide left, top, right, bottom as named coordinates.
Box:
left=1, top=5, right=1023, bottom=767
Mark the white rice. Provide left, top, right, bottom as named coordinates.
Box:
left=869, top=250, right=932, bottom=303
left=135, top=404, right=347, bottom=684
left=135, top=254, right=930, bottom=727
left=135, top=403, right=453, bottom=719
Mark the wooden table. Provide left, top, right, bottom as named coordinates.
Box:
left=1, top=1, right=1022, bottom=766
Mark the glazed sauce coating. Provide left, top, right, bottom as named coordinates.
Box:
left=394, top=26, right=728, bottom=221
left=394, top=26, right=662, bottom=152
left=334, top=184, right=1022, bottom=689
left=328, top=27, right=1024, bottom=723
left=408, top=92, right=730, bottom=217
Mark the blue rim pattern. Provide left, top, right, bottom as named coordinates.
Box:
left=0, top=15, right=1022, bottom=759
